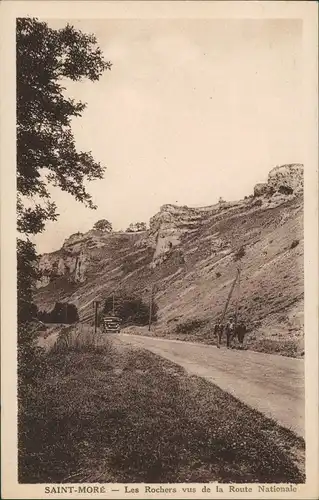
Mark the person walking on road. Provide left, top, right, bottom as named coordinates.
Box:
left=214, top=320, right=223, bottom=348
left=226, top=317, right=235, bottom=348
left=237, top=321, right=247, bottom=347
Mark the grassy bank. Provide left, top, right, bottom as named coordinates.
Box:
left=19, top=334, right=305, bottom=484
left=123, top=324, right=304, bottom=358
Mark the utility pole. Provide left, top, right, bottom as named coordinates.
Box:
left=148, top=284, right=154, bottom=332
left=65, top=303, right=68, bottom=324
left=217, top=268, right=240, bottom=348
left=234, top=267, right=241, bottom=329
left=93, top=300, right=99, bottom=334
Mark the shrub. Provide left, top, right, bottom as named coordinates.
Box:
left=167, top=317, right=180, bottom=323
left=216, top=272, right=221, bottom=278
left=19, top=302, right=39, bottom=324
left=252, top=199, right=263, bottom=207
left=234, top=246, right=246, bottom=262
left=175, top=318, right=208, bottom=334
left=102, top=294, right=158, bottom=326
left=278, top=185, right=294, bottom=195
left=266, top=187, right=275, bottom=198
left=38, top=302, right=79, bottom=324
left=126, top=222, right=147, bottom=232
left=93, top=219, right=112, bottom=232
left=290, top=239, right=299, bottom=249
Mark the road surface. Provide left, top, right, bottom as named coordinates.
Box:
left=116, top=333, right=304, bottom=438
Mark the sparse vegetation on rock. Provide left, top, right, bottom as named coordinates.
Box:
left=126, top=222, right=147, bottom=232
left=234, top=246, right=246, bottom=262
left=290, top=239, right=300, bottom=249
left=93, top=219, right=113, bottom=232
left=252, top=199, right=263, bottom=207
left=175, top=318, right=208, bottom=334
left=254, top=183, right=269, bottom=197
left=279, top=185, right=294, bottom=195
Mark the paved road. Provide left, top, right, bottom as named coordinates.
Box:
left=117, top=333, right=305, bottom=438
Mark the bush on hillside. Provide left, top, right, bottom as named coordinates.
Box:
left=252, top=199, right=263, bottom=207
left=278, top=185, right=294, bottom=195
left=266, top=187, right=275, bottom=198
left=93, top=219, right=112, bottom=232
left=19, top=302, right=39, bottom=324
left=102, top=294, right=158, bottom=326
left=234, top=246, right=246, bottom=262
left=126, top=222, right=147, bottom=232
left=38, top=302, right=79, bottom=324
left=290, top=239, right=300, bottom=249
left=175, top=318, right=208, bottom=334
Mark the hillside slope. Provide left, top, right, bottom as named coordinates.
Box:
left=35, top=164, right=304, bottom=357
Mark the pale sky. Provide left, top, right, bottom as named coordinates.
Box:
left=33, top=18, right=303, bottom=254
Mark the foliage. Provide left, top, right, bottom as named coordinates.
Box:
left=252, top=199, right=263, bottom=207
left=17, top=18, right=111, bottom=235
left=279, top=185, right=294, bottom=195
left=266, top=186, right=275, bottom=198
left=16, top=17, right=110, bottom=446
left=175, top=318, right=208, bottom=334
left=103, top=293, right=158, bottom=326
left=290, top=239, right=300, bottom=249
left=93, top=219, right=113, bottom=232
left=38, top=302, right=79, bottom=324
left=17, top=239, right=40, bottom=324
left=17, top=17, right=109, bottom=326
left=126, top=222, right=147, bottom=232
left=234, top=245, right=246, bottom=262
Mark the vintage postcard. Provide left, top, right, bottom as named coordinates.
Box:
left=1, top=1, right=318, bottom=499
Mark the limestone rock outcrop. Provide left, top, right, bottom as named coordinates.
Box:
left=35, top=164, right=304, bottom=357
left=253, top=164, right=303, bottom=198
left=268, top=164, right=303, bottom=194
left=254, top=183, right=269, bottom=197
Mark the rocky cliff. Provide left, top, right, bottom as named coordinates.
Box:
left=35, top=164, right=304, bottom=357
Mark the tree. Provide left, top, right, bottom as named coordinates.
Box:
left=17, top=18, right=111, bottom=236
left=17, top=19, right=111, bottom=479
left=16, top=18, right=111, bottom=385
left=103, top=293, right=158, bottom=326
left=39, top=302, right=79, bottom=324
left=93, top=219, right=113, bottom=232
left=126, top=222, right=147, bottom=232
left=17, top=18, right=110, bottom=322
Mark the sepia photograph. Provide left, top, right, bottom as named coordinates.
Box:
left=1, top=1, right=318, bottom=499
